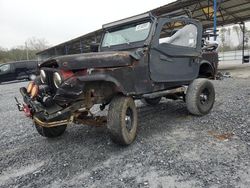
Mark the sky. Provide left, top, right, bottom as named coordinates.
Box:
left=0, top=0, right=174, bottom=49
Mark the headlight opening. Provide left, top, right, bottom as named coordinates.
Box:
left=40, top=70, right=46, bottom=83
left=53, top=72, right=62, bottom=88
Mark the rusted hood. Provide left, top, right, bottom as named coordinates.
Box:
left=40, top=51, right=134, bottom=70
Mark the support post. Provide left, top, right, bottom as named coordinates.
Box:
left=80, top=40, right=83, bottom=53
left=65, top=45, right=68, bottom=55
left=25, top=42, right=29, bottom=60
left=213, top=0, right=217, bottom=40
left=242, top=22, right=245, bottom=64
left=54, top=48, right=57, bottom=56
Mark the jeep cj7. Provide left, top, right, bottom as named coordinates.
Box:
left=16, top=13, right=218, bottom=145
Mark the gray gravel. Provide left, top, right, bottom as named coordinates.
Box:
left=0, top=78, right=249, bottom=188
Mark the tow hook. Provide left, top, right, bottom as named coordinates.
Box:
left=15, top=97, right=23, bottom=111
left=15, top=97, right=32, bottom=117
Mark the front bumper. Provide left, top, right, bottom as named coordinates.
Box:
left=19, top=87, right=42, bottom=112
left=17, top=87, right=72, bottom=127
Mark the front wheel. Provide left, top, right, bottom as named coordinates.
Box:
left=34, top=123, right=67, bottom=138
left=186, top=78, right=215, bottom=116
left=107, top=96, right=138, bottom=146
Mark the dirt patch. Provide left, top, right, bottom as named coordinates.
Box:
left=208, top=131, right=234, bottom=141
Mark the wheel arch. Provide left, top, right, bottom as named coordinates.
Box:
left=198, top=61, right=215, bottom=79
left=78, top=74, right=127, bottom=95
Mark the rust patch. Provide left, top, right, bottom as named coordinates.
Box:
left=208, top=131, right=234, bottom=141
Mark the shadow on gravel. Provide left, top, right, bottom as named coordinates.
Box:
left=25, top=103, right=187, bottom=154
left=137, top=100, right=190, bottom=136
left=46, top=99, right=189, bottom=147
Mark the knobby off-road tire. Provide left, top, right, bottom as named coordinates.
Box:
left=186, top=78, right=215, bottom=116
left=35, top=123, right=67, bottom=138
left=141, top=97, right=161, bottom=106
left=107, top=96, right=138, bottom=146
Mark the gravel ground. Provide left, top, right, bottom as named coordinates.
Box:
left=0, top=78, right=249, bottom=188
left=218, top=62, right=250, bottom=79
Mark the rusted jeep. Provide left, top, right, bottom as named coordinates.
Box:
left=17, top=13, right=217, bottom=145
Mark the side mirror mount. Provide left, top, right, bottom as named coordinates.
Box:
left=90, top=42, right=100, bottom=52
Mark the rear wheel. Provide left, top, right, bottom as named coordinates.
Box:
left=141, top=97, right=161, bottom=106
left=186, top=78, right=215, bottom=116
left=107, top=96, right=138, bottom=146
left=34, top=123, right=67, bottom=138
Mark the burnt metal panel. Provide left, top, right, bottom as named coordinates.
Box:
left=41, top=51, right=134, bottom=70
left=149, top=17, right=202, bottom=82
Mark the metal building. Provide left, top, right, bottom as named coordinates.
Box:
left=37, top=0, right=250, bottom=62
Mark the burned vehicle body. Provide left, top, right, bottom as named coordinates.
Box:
left=18, top=13, right=217, bottom=145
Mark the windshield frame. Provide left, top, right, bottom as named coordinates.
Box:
left=100, top=17, right=154, bottom=51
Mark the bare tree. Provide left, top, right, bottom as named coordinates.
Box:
left=0, top=37, right=50, bottom=63
left=227, top=27, right=231, bottom=47
left=220, top=27, right=227, bottom=48
left=246, top=28, right=250, bottom=49
left=233, top=25, right=240, bottom=43
left=25, top=37, right=50, bottom=60
left=25, top=37, right=49, bottom=51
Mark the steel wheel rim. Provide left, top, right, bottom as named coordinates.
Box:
left=200, top=88, right=210, bottom=105
left=125, top=108, right=133, bottom=132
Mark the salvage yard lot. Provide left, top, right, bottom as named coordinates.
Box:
left=0, top=77, right=249, bottom=187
